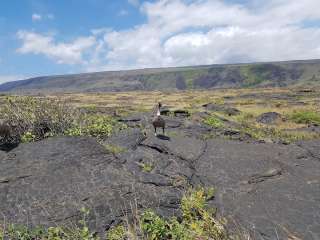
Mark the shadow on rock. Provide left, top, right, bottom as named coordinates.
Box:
left=156, top=134, right=170, bottom=141
left=0, top=142, right=19, bottom=152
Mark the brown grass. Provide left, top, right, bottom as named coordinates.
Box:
left=1, top=87, right=319, bottom=142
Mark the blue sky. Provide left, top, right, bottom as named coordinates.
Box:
left=1, top=0, right=320, bottom=83
left=0, top=0, right=148, bottom=81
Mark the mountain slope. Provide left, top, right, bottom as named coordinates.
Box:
left=1, top=59, right=320, bottom=93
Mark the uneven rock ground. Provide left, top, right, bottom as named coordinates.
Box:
left=0, top=113, right=319, bottom=239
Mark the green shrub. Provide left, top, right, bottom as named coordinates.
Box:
left=106, top=225, right=126, bottom=240
left=139, top=187, right=228, bottom=240
left=21, top=131, right=36, bottom=143
left=1, top=207, right=98, bottom=240
left=290, top=110, right=320, bottom=125
left=67, top=114, right=126, bottom=139
left=204, top=115, right=224, bottom=128
left=141, top=162, right=154, bottom=172
left=165, top=218, right=189, bottom=240
left=180, top=187, right=226, bottom=239
left=6, top=224, right=46, bottom=240
left=140, top=210, right=168, bottom=240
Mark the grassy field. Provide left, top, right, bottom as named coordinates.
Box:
left=1, top=86, right=320, bottom=143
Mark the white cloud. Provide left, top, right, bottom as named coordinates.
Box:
left=164, top=26, right=320, bottom=65
left=20, top=0, right=320, bottom=71
left=32, top=13, right=55, bottom=22
left=128, top=0, right=139, bottom=7
left=92, top=0, right=320, bottom=70
left=17, top=31, right=96, bottom=65
left=91, top=28, right=112, bottom=35
left=32, top=13, right=42, bottom=22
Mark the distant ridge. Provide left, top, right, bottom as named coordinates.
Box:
left=1, top=59, right=320, bottom=93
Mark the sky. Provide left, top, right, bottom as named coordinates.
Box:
left=1, top=0, right=320, bottom=84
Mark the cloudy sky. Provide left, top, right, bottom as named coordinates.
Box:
left=1, top=0, right=320, bottom=83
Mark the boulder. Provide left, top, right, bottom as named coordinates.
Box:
left=173, top=110, right=190, bottom=118
left=256, top=112, right=282, bottom=124
left=203, top=103, right=240, bottom=116
left=117, top=113, right=149, bottom=127
left=160, top=106, right=171, bottom=116
left=117, top=113, right=147, bottom=123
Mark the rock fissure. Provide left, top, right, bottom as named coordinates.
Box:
left=296, top=144, right=320, bottom=162
left=0, top=174, right=32, bottom=184
left=247, top=168, right=282, bottom=184
left=191, top=140, right=208, bottom=167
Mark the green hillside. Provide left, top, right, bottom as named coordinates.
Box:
left=1, top=59, right=320, bottom=93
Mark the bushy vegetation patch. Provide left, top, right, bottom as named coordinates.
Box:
left=0, top=96, right=126, bottom=145
left=138, top=187, right=228, bottom=240
left=0, top=96, right=78, bottom=144
left=0, top=208, right=98, bottom=240
left=289, top=110, right=320, bottom=125
left=140, top=188, right=228, bottom=240
left=106, top=225, right=126, bottom=240
left=141, top=162, right=154, bottom=172
left=204, top=115, right=224, bottom=128
left=21, top=131, right=37, bottom=143
left=66, top=114, right=126, bottom=139
left=105, top=187, right=228, bottom=240
left=0, top=188, right=230, bottom=240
